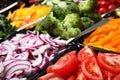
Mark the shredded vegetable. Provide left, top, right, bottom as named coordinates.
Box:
left=83, top=18, right=120, bottom=53
left=7, top=4, right=52, bottom=29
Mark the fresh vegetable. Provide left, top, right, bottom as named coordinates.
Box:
left=7, top=4, right=52, bottom=29
left=38, top=45, right=120, bottom=80
left=81, top=17, right=95, bottom=30
left=77, top=45, right=95, bottom=63
left=35, top=0, right=102, bottom=39
left=83, top=18, right=120, bottom=53
left=82, top=13, right=102, bottom=23
left=115, top=7, right=120, bottom=17
left=0, top=31, right=67, bottom=80
left=52, top=2, right=80, bottom=20
left=35, top=12, right=82, bottom=39
left=97, top=52, right=120, bottom=73
left=60, top=13, right=82, bottom=39
left=0, top=14, right=16, bottom=42
left=41, top=0, right=80, bottom=6
left=47, top=50, right=78, bottom=78
left=81, top=56, right=103, bottom=80
left=113, top=74, right=120, bottom=80
left=96, top=0, right=120, bottom=14
left=78, top=0, right=97, bottom=14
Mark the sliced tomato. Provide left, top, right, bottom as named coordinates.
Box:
left=77, top=45, right=96, bottom=63
left=81, top=56, right=103, bottom=80
left=67, top=73, right=77, bottom=80
left=37, top=73, right=64, bottom=80
left=101, top=69, right=115, bottom=80
left=76, top=66, right=86, bottom=80
left=112, top=73, right=120, bottom=80
left=47, top=50, right=79, bottom=78
left=97, top=52, right=120, bottom=73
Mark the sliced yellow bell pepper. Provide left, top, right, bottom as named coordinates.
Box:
left=7, top=4, right=52, bottom=29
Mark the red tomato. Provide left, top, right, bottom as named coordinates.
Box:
left=47, top=51, right=79, bottom=78
left=108, top=4, right=116, bottom=11
left=81, top=57, right=103, bottom=80
left=77, top=45, right=96, bottom=63
left=116, top=0, right=120, bottom=4
left=99, top=0, right=109, bottom=7
left=112, top=73, right=120, bottom=80
left=76, top=66, right=86, bottom=80
left=67, top=73, right=77, bottom=80
left=101, top=70, right=115, bottom=80
left=29, top=0, right=40, bottom=3
left=37, top=73, right=64, bottom=80
left=98, top=7, right=107, bottom=14
left=97, top=52, right=120, bottom=73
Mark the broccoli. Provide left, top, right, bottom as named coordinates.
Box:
left=59, top=13, right=82, bottom=39
left=52, top=2, right=80, bottom=20
left=35, top=13, right=82, bottom=39
left=35, top=12, right=61, bottom=34
left=82, top=13, right=102, bottom=23
left=81, top=17, right=95, bottom=30
left=78, top=0, right=97, bottom=15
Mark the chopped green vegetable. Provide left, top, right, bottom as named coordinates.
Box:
left=78, top=0, right=97, bottom=15
left=82, top=13, right=102, bottom=23
left=81, top=17, right=95, bottom=29
left=35, top=13, right=82, bottom=39
left=0, top=14, right=16, bottom=42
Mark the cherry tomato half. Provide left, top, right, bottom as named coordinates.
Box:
left=47, top=50, right=79, bottom=78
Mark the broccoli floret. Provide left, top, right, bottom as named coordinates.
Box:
left=78, top=0, right=97, bottom=15
left=35, top=13, right=82, bottom=39
left=60, top=13, right=82, bottom=39
left=52, top=5, right=67, bottom=20
left=62, top=13, right=82, bottom=29
left=35, top=12, right=60, bottom=34
left=82, top=13, right=102, bottom=23
left=65, top=3, right=80, bottom=15
left=81, top=17, right=95, bottom=29
left=52, top=2, right=80, bottom=20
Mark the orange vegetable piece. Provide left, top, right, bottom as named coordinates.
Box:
left=83, top=18, right=120, bottom=53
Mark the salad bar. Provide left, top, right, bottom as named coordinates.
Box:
left=0, top=0, right=120, bottom=80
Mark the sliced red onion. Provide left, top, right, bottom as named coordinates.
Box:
left=0, top=31, right=67, bottom=79
left=4, top=60, right=30, bottom=73
left=13, top=52, right=29, bottom=60
left=7, top=77, right=27, bottom=80
left=3, top=60, right=16, bottom=66
left=6, top=64, right=30, bottom=77
left=2, top=44, right=14, bottom=60
left=31, top=50, right=43, bottom=67
left=6, top=70, right=24, bottom=79
left=53, top=39, right=67, bottom=46
left=39, top=56, right=49, bottom=70
left=0, top=61, right=4, bottom=74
